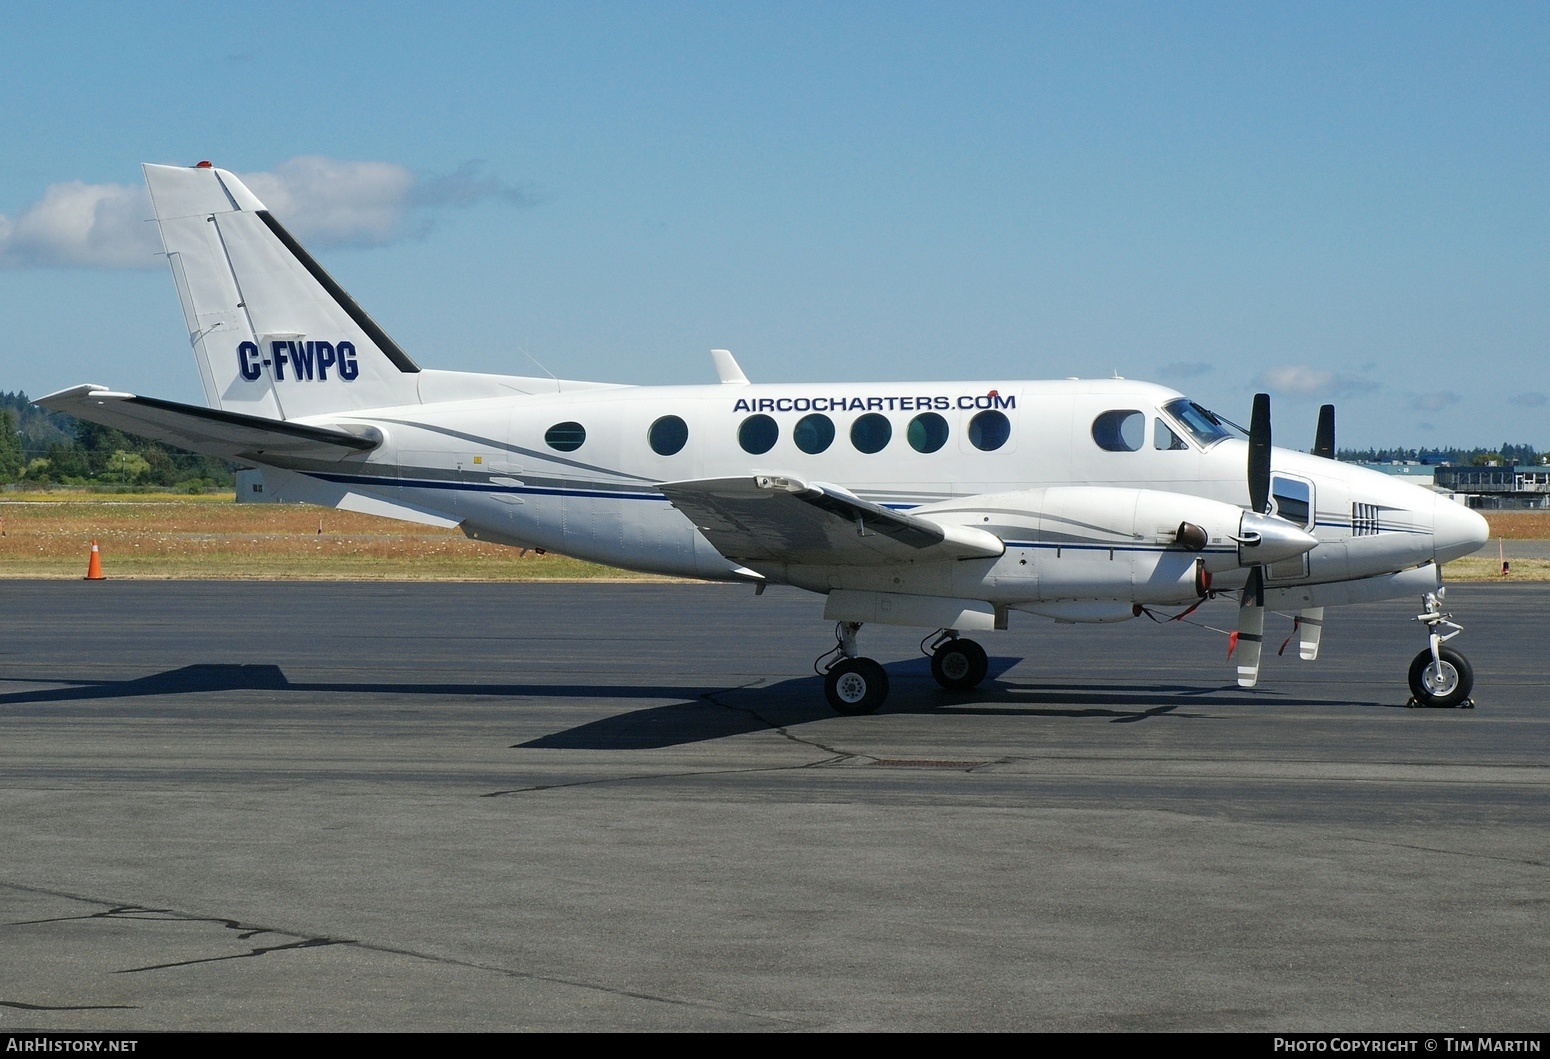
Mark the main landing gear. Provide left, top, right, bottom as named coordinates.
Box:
left=923, top=630, right=988, bottom=691
left=819, top=623, right=889, bottom=715
left=816, top=624, right=992, bottom=715
left=1408, top=588, right=1475, bottom=708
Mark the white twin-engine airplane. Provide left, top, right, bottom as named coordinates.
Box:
left=40, top=162, right=1491, bottom=714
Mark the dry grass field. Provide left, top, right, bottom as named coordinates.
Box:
left=1484, top=510, right=1550, bottom=539
left=0, top=492, right=663, bottom=581
left=0, top=490, right=1543, bottom=581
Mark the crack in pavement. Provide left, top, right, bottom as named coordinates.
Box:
left=12, top=903, right=282, bottom=941
left=0, top=880, right=806, bottom=1030
left=1374, top=841, right=1547, bottom=869
left=0, top=1000, right=137, bottom=1011
left=120, top=936, right=352, bottom=974
left=698, top=681, right=863, bottom=765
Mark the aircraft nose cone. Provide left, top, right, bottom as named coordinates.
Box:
left=1434, top=495, right=1490, bottom=564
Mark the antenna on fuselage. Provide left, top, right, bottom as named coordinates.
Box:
left=712, top=349, right=751, bottom=385
left=516, top=342, right=560, bottom=386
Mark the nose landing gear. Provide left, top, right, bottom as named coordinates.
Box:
left=1409, top=589, right=1475, bottom=708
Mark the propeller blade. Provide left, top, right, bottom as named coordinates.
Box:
left=1248, top=393, right=1272, bottom=515
left=1296, top=607, right=1324, bottom=660
left=1314, top=404, right=1335, bottom=460
left=1236, top=567, right=1266, bottom=687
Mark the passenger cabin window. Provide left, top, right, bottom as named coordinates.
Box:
left=1154, top=419, right=1188, bottom=450
left=1272, top=476, right=1312, bottom=529
left=794, top=413, right=835, bottom=454
left=545, top=421, right=586, bottom=452
left=738, top=414, right=778, bottom=455
left=967, top=410, right=1010, bottom=451
left=1092, top=410, right=1145, bottom=452
left=907, top=412, right=949, bottom=453
left=850, top=413, right=892, bottom=454
left=648, top=415, right=688, bottom=456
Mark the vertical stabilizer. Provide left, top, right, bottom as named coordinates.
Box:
left=145, top=162, right=422, bottom=419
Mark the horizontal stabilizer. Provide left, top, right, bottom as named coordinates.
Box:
left=36, top=385, right=380, bottom=462
left=660, top=475, right=1004, bottom=567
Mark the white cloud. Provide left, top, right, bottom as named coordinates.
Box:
left=1157, top=360, right=1212, bottom=379
left=0, top=179, right=159, bottom=268
left=1410, top=391, right=1461, bottom=412
left=1258, top=365, right=1378, bottom=398
left=0, top=156, right=533, bottom=269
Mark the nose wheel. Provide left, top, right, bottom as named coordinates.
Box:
left=1408, top=646, right=1473, bottom=708
left=1409, top=589, right=1475, bottom=708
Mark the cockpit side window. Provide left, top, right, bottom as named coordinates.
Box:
left=1154, top=419, right=1188, bottom=450
left=1092, top=410, right=1146, bottom=452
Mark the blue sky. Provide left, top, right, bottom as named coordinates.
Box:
left=2, top=1, right=1545, bottom=449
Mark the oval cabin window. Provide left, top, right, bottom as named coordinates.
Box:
left=794, top=413, right=835, bottom=454
left=968, top=410, right=1011, bottom=451
left=1091, top=410, right=1145, bottom=452
left=850, top=413, right=892, bottom=454
left=907, top=412, right=949, bottom=453
left=648, top=415, right=689, bottom=456
left=738, top=414, right=779, bottom=455
left=545, top=421, right=586, bottom=452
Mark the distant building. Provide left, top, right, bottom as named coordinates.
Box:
left=235, top=468, right=271, bottom=503
left=1432, top=466, right=1550, bottom=509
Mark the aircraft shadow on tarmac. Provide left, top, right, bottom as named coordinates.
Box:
left=0, top=658, right=1385, bottom=751
left=520, top=655, right=1387, bottom=750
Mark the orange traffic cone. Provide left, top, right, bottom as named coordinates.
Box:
left=85, top=540, right=106, bottom=581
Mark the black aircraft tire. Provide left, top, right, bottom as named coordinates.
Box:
left=930, top=638, right=989, bottom=690
left=825, top=657, right=889, bottom=715
left=1408, top=646, right=1474, bottom=708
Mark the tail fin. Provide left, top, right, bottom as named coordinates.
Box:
left=145, top=162, right=421, bottom=420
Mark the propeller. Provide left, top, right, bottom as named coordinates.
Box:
left=1235, top=393, right=1273, bottom=686
left=1248, top=393, right=1271, bottom=514
left=1313, top=403, right=1335, bottom=460
left=1233, top=397, right=1332, bottom=682
left=1299, top=403, right=1335, bottom=657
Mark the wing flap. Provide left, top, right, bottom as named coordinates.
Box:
left=35, top=385, right=380, bottom=462
left=661, top=475, right=1003, bottom=566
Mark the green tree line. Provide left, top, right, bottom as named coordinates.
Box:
left=1336, top=444, right=1544, bottom=466
left=1, top=391, right=234, bottom=491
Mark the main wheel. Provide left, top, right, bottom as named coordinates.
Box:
left=1408, top=646, right=1474, bottom=708
left=824, top=657, right=889, bottom=715
left=930, top=637, right=988, bottom=690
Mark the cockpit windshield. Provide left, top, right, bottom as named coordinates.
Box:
left=1163, top=398, right=1246, bottom=448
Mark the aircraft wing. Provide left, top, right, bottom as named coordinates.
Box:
left=35, top=385, right=380, bottom=462
left=660, top=475, right=1004, bottom=566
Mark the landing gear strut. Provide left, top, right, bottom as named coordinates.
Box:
left=925, top=631, right=988, bottom=691
left=1409, top=588, right=1474, bottom=708
left=819, top=622, right=889, bottom=715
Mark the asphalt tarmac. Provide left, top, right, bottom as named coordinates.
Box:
left=0, top=580, right=1546, bottom=1032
